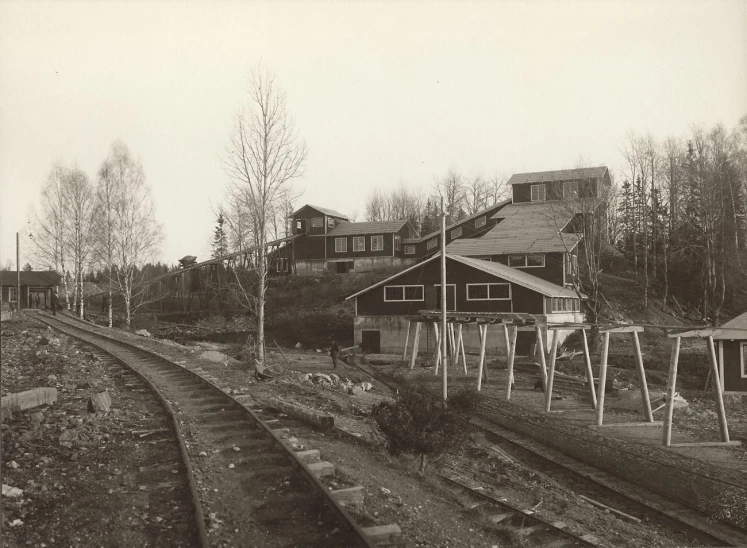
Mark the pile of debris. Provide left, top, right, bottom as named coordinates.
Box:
left=299, top=372, right=373, bottom=396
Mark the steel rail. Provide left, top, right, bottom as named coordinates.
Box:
left=37, top=311, right=375, bottom=547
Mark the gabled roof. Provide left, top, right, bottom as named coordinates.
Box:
left=346, top=253, right=578, bottom=300
left=327, top=220, right=411, bottom=237
left=0, top=271, right=62, bottom=286
left=712, top=311, right=747, bottom=340
left=417, top=199, right=512, bottom=242
left=508, top=166, right=609, bottom=185
left=291, top=204, right=349, bottom=220
left=446, top=232, right=582, bottom=255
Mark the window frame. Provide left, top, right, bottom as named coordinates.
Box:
left=383, top=284, right=425, bottom=302
left=508, top=254, right=527, bottom=267
left=475, top=216, right=486, bottom=228
left=451, top=226, right=463, bottom=239
left=531, top=183, right=546, bottom=202
left=427, top=238, right=438, bottom=250
left=525, top=253, right=545, bottom=268
left=563, top=180, right=579, bottom=199
left=276, top=258, right=288, bottom=272
left=327, top=217, right=335, bottom=228
left=404, top=245, right=416, bottom=255
left=352, top=236, right=365, bottom=252
left=311, top=217, right=323, bottom=228
left=371, top=235, right=384, bottom=251
left=466, top=282, right=511, bottom=301
left=394, top=235, right=401, bottom=251
left=334, top=237, right=347, bottom=253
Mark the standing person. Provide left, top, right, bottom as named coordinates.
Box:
left=329, top=340, right=340, bottom=369
left=50, top=290, right=59, bottom=316
left=35, top=293, right=40, bottom=309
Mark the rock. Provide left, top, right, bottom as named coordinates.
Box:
left=350, top=386, right=364, bottom=396
left=198, top=451, right=207, bottom=457
left=87, top=391, right=111, bottom=413
left=47, top=374, right=57, bottom=383
left=135, top=329, right=151, bottom=337
left=30, top=413, right=44, bottom=427
left=315, top=349, right=322, bottom=353
left=329, top=374, right=340, bottom=383
left=228, top=463, right=235, bottom=469
left=59, top=430, right=78, bottom=445
left=200, top=350, right=238, bottom=364
left=295, top=342, right=302, bottom=349
left=38, top=337, right=50, bottom=346
left=358, top=382, right=372, bottom=392
left=8, top=461, right=19, bottom=469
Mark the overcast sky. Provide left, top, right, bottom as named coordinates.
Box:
left=1, top=0, right=745, bottom=270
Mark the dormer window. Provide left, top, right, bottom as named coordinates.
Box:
left=327, top=217, right=335, bottom=228
left=563, top=181, right=579, bottom=199
left=531, top=184, right=546, bottom=202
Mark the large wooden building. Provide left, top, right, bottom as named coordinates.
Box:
left=0, top=271, right=61, bottom=310
left=346, top=253, right=582, bottom=355
left=715, top=312, right=747, bottom=395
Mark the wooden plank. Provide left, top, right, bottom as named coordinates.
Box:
left=632, top=331, right=654, bottom=422
left=433, top=322, right=441, bottom=375
left=545, top=329, right=559, bottom=412
left=668, top=441, right=742, bottom=448
left=578, top=494, right=642, bottom=523
left=707, top=336, right=730, bottom=443
left=581, top=329, right=597, bottom=410
left=402, top=321, right=411, bottom=361
left=268, top=399, right=334, bottom=430
left=590, top=421, right=662, bottom=428
left=458, top=324, right=467, bottom=375
left=409, top=322, right=421, bottom=370
left=330, top=485, right=364, bottom=506
left=362, top=524, right=402, bottom=545
left=535, top=325, right=548, bottom=391
left=505, top=326, right=517, bottom=401
left=1, top=387, right=57, bottom=413
left=307, top=461, right=335, bottom=478
left=477, top=325, right=487, bottom=391
left=663, top=337, right=681, bottom=446
left=595, top=332, right=611, bottom=426
left=294, top=449, right=320, bottom=463
left=600, top=326, right=644, bottom=333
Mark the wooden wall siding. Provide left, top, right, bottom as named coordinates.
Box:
left=512, top=179, right=600, bottom=204
left=722, top=340, right=747, bottom=392
left=291, top=205, right=347, bottom=236
left=326, top=232, right=394, bottom=259
left=482, top=252, right=565, bottom=286
left=356, top=257, right=546, bottom=316
left=290, top=235, right=326, bottom=261
left=393, top=224, right=416, bottom=257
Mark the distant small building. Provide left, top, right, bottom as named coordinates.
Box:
left=0, top=271, right=61, bottom=310
left=714, top=312, right=747, bottom=395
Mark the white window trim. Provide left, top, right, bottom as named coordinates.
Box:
left=466, top=283, right=511, bottom=301
left=311, top=217, right=323, bottom=227
left=741, top=342, right=746, bottom=378
left=451, top=226, right=463, bottom=239
left=371, top=235, right=384, bottom=251
left=524, top=254, right=545, bottom=268
left=383, top=284, right=424, bottom=302
left=531, top=184, right=546, bottom=202
left=427, top=238, right=438, bottom=250
left=327, top=217, right=335, bottom=227
left=508, top=254, right=527, bottom=268
left=335, top=237, right=347, bottom=253
left=394, top=235, right=401, bottom=251
left=405, top=245, right=416, bottom=255
left=352, top=236, right=365, bottom=252
left=475, top=216, right=486, bottom=228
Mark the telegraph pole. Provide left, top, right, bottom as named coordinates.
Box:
left=441, top=197, right=448, bottom=402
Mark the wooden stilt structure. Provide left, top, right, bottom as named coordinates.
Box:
left=632, top=331, right=654, bottom=422
left=409, top=322, right=422, bottom=370
left=402, top=321, right=411, bottom=361
left=707, top=335, right=730, bottom=443
left=663, top=336, right=681, bottom=446
left=580, top=329, right=596, bottom=409
left=544, top=329, right=560, bottom=411
left=535, top=325, right=548, bottom=392
left=595, top=331, right=611, bottom=426
left=456, top=324, right=467, bottom=375
left=505, top=326, right=517, bottom=400
left=433, top=322, right=442, bottom=375
left=477, top=324, right=488, bottom=391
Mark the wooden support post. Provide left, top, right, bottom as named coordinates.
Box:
left=409, top=322, right=422, bottom=370
left=663, top=336, right=681, bottom=446
left=545, top=329, right=559, bottom=411
left=433, top=322, right=441, bottom=375
left=449, top=324, right=457, bottom=367
left=632, top=331, right=654, bottom=422
left=402, top=321, right=411, bottom=361
left=505, top=326, right=518, bottom=400
left=535, top=325, right=548, bottom=392
left=477, top=325, right=487, bottom=391
left=595, top=331, right=611, bottom=426
left=581, top=329, right=597, bottom=409
left=457, top=324, right=467, bottom=375
left=707, top=335, right=730, bottom=443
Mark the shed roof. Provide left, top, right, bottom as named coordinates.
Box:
left=0, top=271, right=62, bottom=287
left=327, top=220, right=410, bottom=237
left=346, top=253, right=578, bottom=300
left=508, top=166, right=608, bottom=185
left=417, top=199, right=511, bottom=241
left=291, top=204, right=349, bottom=220
left=446, top=232, right=582, bottom=255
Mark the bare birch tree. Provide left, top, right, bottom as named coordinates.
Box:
left=434, top=169, right=466, bottom=224
left=224, top=66, right=307, bottom=367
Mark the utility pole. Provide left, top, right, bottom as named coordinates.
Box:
left=16, top=232, right=21, bottom=313
left=441, top=197, right=448, bottom=402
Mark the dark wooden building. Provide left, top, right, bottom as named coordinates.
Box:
left=508, top=166, right=611, bottom=204
left=0, top=271, right=61, bottom=310
left=715, top=312, right=747, bottom=395
left=346, top=253, right=581, bottom=355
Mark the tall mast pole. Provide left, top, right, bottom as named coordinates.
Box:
left=16, top=232, right=21, bottom=312
left=441, top=197, right=448, bottom=402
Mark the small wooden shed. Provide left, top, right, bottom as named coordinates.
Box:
left=715, top=312, right=747, bottom=395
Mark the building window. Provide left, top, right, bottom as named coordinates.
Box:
left=405, top=245, right=416, bottom=255
left=394, top=235, right=401, bottom=251
left=451, top=226, right=463, bottom=239
left=296, top=220, right=303, bottom=231
left=531, top=184, right=546, bottom=202
left=475, top=216, right=486, bottom=228
left=427, top=238, right=438, bottom=250
left=353, top=236, right=365, bottom=252
left=327, top=217, right=335, bottom=228
left=573, top=299, right=580, bottom=312
left=335, top=238, right=347, bottom=253
left=276, top=258, right=288, bottom=272
left=466, top=283, right=511, bottom=301
left=563, top=181, right=579, bottom=199
left=311, top=217, right=323, bottom=228
left=565, top=253, right=578, bottom=277
left=508, top=254, right=544, bottom=268
left=371, top=235, right=384, bottom=251
left=8, top=287, right=17, bottom=302
left=384, top=285, right=424, bottom=302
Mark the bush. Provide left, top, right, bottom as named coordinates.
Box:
left=371, top=383, right=473, bottom=456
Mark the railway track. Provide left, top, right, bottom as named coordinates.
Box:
left=352, top=359, right=747, bottom=547
left=36, top=313, right=377, bottom=547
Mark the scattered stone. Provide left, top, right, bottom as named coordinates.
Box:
left=59, top=429, right=79, bottom=446
left=2, top=484, right=23, bottom=498
left=199, top=451, right=207, bottom=457
left=135, top=329, right=152, bottom=337
left=88, top=391, right=111, bottom=413
left=8, top=460, right=19, bottom=469
left=228, top=463, right=235, bottom=469
left=295, top=342, right=302, bottom=349
left=30, top=412, right=44, bottom=427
